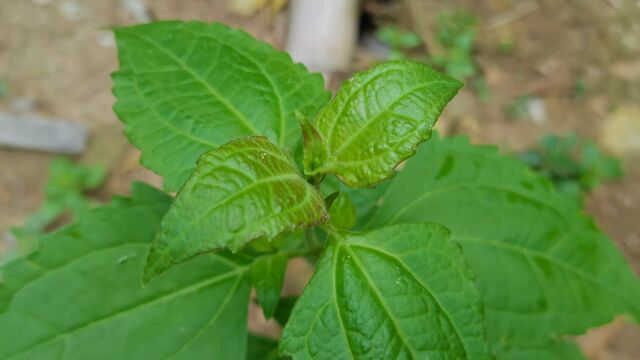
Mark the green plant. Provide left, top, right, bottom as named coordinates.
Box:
left=376, top=12, right=479, bottom=83
left=572, top=78, right=587, bottom=101
left=429, top=11, right=489, bottom=101
left=0, top=21, right=638, bottom=360
left=375, top=15, right=488, bottom=100
left=519, top=133, right=623, bottom=202
left=431, top=10, right=478, bottom=81
left=375, top=25, right=422, bottom=60
left=8, top=158, right=105, bottom=258
left=504, top=94, right=533, bottom=120
left=472, top=77, right=491, bottom=102
left=0, top=78, right=8, bottom=98
left=497, top=36, right=515, bottom=55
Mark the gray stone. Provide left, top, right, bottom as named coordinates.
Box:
left=0, top=112, right=88, bottom=154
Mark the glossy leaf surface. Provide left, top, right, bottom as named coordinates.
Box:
left=113, top=21, right=330, bottom=191
left=281, top=223, right=490, bottom=359
left=0, top=183, right=251, bottom=360
left=368, top=135, right=640, bottom=352
left=304, top=61, right=462, bottom=188
left=144, top=137, right=327, bottom=282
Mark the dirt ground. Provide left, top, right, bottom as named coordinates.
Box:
left=0, top=0, right=638, bottom=358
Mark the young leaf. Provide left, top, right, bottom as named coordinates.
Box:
left=144, top=137, right=327, bottom=283
left=113, top=21, right=330, bottom=191
left=0, top=183, right=252, bottom=360
left=303, top=61, right=462, bottom=188
left=321, top=176, right=390, bottom=230
left=252, top=252, right=288, bottom=318
left=367, top=134, right=640, bottom=351
left=280, top=223, right=490, bottom=359
left=327, top=191, right=356, bottom=229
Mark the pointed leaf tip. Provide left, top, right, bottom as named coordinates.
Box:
left=113, top=21, right=330, bottom=191
left=281, top=223, right=490, bottom=359
left=304, top=60, right=462, bottom=188
left=143, top=137, right=327, bottom=282
left=368, top=134, right=640, bottom=350
left=0, top=186, right=252, bottom=359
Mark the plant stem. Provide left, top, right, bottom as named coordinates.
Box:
left=319, top=223, right=343, bottom=240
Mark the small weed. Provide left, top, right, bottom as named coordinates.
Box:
left=504, top=94, right=534, bottom=120
left=376, top=25, right=422, bottom=50
left=10, top=158, right=106, bottom=255
left=0, top=79, right=9, bottom=98
left=519, top=134, right=623, bottom=202
left=573, top=78, right=587, bottom=101
left=430, top=10, right=478, bottom=81
left=472, top=77, right=491, bottom=102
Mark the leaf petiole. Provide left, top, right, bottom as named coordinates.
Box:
left=319, top=223, right=343, bottom=241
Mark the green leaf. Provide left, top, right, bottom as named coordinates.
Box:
left=0, top=78, right=9, bottom=98
left=252, top=252, right=288, bottom=318
left=144, top=137, right=327, bottom=283
left=280, top=223, right=490, bottom=359
left=247, top=333, right=286, bottom=360
left=321, top=176, right=390, bottom=230
left=0, top=183, right=252, bottom=360
left=9, top=158, right=106, bottom=257
left=499, top=341, right=585, bottom=360
left=113, top=21, right=330, bottom=191
left=273, top=295, right=298, bottom=327
left=376, top=26, right=422, bottom=49
left=303, top=61, right=462, bottom=188
left=327, top=191, right=356, bottom=229
left=367, top=134, right=640, bottom=351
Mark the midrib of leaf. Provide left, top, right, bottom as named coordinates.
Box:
left=348, top=243, right=468, bottom=358
left=121, top=59, right=224, bottom=149
left=180, top=173, right=301, bottom=234
left=166, top=274, right=245, bottom=359
left=455, top=235, right=631, bottom=312
left=6, top=257, right=249, bottom=359
left=370, top=180, right=630, bottom=311
left=326, top=237, right=469, bottom=358
left=120, top=29, right=262, bottom=136
left=330, top=81, right=447, bottom=158
left=319, top=117, right=430, bottom=166
left=279, top=181, right=312, bottom=217
left=368, top=182, right=567, bottom=229
left=178, top=27, right=287, bottom=146
left=324, top=69, right=397, bottom=150
left=331, top=245, right=357, bottom=360
left=336, top=242, right=417, bottom=359
left=370, top=178, right=624, bottom=303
